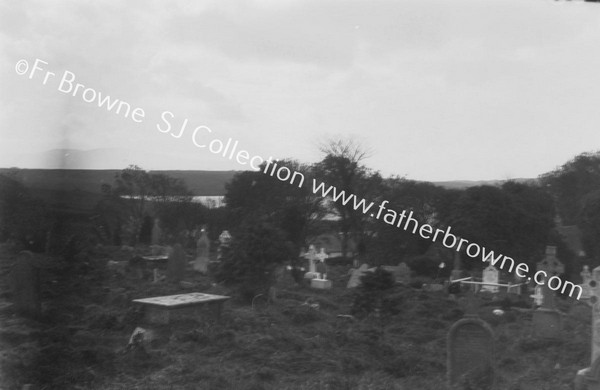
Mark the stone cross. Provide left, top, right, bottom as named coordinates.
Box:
left=304, top=245, right=317, bottom=274
left=589, top=266, right=600, bottom=364
left=581, top=265, right=592, bottom=300
left=315, top=248, right=329, bottom=279
left=530, top=285, right=544, bottom=307
left=536, top=246, right=564, bottom=310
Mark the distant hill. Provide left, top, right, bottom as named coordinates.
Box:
left=431, top=178, right=537, bottom=189
left=0, top=169, right=537, bottom=198
left=0, top=169, right=239, bottom=196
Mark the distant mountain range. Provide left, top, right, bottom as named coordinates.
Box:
left=0, top=167, right=535, bottom=198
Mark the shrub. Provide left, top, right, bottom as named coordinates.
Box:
left=352, top=267, right=396, bottom=317
left=214, top=220, right=295, bottom=302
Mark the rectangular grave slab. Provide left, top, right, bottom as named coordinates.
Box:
left=447, top=317, right=495, bottom=389
left=532, top=308, right=562, bottom=339
left=133, top=292, right=230, bottom=325
left=311, top=279, right=332, bottom=289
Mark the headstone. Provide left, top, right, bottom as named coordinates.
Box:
left=311, top=249, right=332, bottom=289
left=303, top=245, right=319, bottom=279
left=316, top=260, right=328, bottom=280
left=530, top=285, right=544, bottom=307
left=532, top=246, right=564, bottom=339
left=10, top=251, right=41, bottom=317
left=574, top=266, right=600, bottom=389
left=347, top=264, right=370, bottom=288
left=167, top=243, right=186, bottom=282
left=194, top=230, right=210, bottom=273
left=150, top=218, right=162, bottom=245
left=447, top=299, right=495, bottom=389
left=451, top=251, right=463, bottom=281
left=480, top=264, right=499, bottom=293
left=381, top=262, right=411, bottom=285
left=217, top=230, right=232, bottom=261
left=581, top=265, right=593, bottom=300
left=589, top=267, right=600, bottom=364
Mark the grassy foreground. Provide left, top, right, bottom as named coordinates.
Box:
left=0, top=245, right=592, bottom=389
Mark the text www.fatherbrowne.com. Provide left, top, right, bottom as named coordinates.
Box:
left=261, top=159, right=582, bottom=301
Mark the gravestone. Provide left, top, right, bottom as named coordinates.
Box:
left=151, top=218, right=162, bottom=245
left=133, top=292, right=230, bottom=325
left=451, top=251, right=463, bottom=282
left=481, top=264, right=499, bottom=293
left=575, top=266, right=600, bottom=389
left=10, top=251, right=41, bottom=317
left=447, top=294, right=495, bottom=389
left=194, top=230, right=210, bottom=273
left=382, top=262, right=411, bottom=285
left=581, top=266, right=593, bottom=300
left=167, top=243, right=186, bottom=282
left=532, top=246, right=564, bottom=339
left=303, top=245, right=319, bottom=279
left=217, top=230, right=232, bottom=261
left=347, top=264, right=370, bottom=288
left=530, top=285, right=544, bottom=307
left=311, top=249, right=332, bottom=289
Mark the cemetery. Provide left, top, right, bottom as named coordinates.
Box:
left=3, top=144, right=600, bottom=390
left=1, top=226, right=599, bottom=389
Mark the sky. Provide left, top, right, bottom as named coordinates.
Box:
left=1, top=0, right=600, bottom=181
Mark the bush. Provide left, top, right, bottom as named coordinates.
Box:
left=352, top=267, right=396, bottom=317
left=406, top=255, right=440, bottom=277
left=214, top=220, right=295, bottom=302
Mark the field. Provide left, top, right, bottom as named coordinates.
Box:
left=0, top=245, right=591, bottom=390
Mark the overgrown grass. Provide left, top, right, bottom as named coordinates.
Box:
left=0, top=245, right=592, bottom=389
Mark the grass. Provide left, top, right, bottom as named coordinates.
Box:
left=0, top=244, right=592, bottom=389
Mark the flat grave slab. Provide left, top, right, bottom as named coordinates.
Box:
left=311, top=279, right=332, bottom=289
left=133, top=292, right=230, bottom=324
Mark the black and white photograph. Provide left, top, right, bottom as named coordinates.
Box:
left=2, top=0, right=600, bottom=389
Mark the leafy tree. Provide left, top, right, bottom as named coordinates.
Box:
left=215, top=220, right=295, bottom=302
left=448, top=183, right=554, bottom=271
left=225, top=159, right=325, bottom=251
left=540, top=151, right=600, bottom=225
left=95, top=165, right=192, bottom=245
left=313, top=139, right=382, bottom=258
left=0, top=174, right=49, bottom=250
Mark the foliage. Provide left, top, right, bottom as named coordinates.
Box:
left=447, top=183, right=555, bottom=271
left=95, top=165, right=194, bottom=245
left=369, top=178, right=454, bottom=263
left=215, top=220, right=295, bottom=302
left=0, top=174, right=50, bottom=250
left=540, top=151, right=600, bottom=225
left=313, top=138, right=383, bottom=258
left=352, top=267, right=396, bottom=317
left=225, top=159, right=325, bottom=260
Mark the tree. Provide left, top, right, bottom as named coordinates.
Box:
left=96, top=165, right=192, bottom=245
left=0, top=174, right=49, bottom=250
left=370, top=177, right=454, bottom=263
left=447, top=183, right=555, bottom=272
left=225, top=159, right=325, bottom=251
left=215, top=219, right=295, bottom=302
left=540, top=151, right=600, bottom=225
left=313, top=138, right=381, bottom=258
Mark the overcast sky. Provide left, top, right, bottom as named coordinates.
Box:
left=1, top=0, right=600, bottom=181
